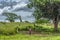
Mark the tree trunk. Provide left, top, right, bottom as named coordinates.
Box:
left=19, top=16, right=22, bottom=22
left=19, top=19, right=22, bottom=22
left=10, top=20, right=14, bottom=22
left=53, top=17, right=58, bottom=32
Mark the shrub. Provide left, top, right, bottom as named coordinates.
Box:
left=0, top=27, right=17, bottom=35
left=15, top=26, right=20, bottom=33
left=33, top=25, right=53, bottom=32
left=0, top=30, right=16, bottom=35
left=35, top=19, right=49, bottom=24
left=24, top=21, right=30, bottom=23
left=0, top=22, right=6, bottom=24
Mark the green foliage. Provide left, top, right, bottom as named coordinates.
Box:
left=0, top=22, right=33, bottom=35
left=2, top=12, right=18, bottom=22
left=28, top=0, right=60, bottom=20
left=24, top=21, right=30, bottom=23
left=1, top=33, right=60, bottom=40
left=33, top=25, right=52, bottom=32
left=0, top=22, right=60, bottom=35
left=28, top=0, right=60, bottom=32
left=35, top=19, right=49, bottom=24
left=17, top=16, right=22, bottom=22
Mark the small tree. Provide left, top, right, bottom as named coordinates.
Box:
left=2, top=12, right=18, bottom=22
left=18, top=16, right=22, bottom=22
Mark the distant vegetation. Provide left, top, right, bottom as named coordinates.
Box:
left=0, top=22, right=60, bottom=35
left=2, top=12, right=22, bottom=22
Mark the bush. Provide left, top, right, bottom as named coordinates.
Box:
left=0, top=22, right=6, bottom=24
left=0, top=30, right=16, bottom=35
left=33, top=25, right=53, bottom=32
left=15, top=26, right=20, bottom=33
left=19, top=25, right=52, bottom=32
left=24, top=21, right=30, bottom=23
left=20, top=26, right=34, bottom=31
left=35, top=19, right=49, bottom=24
left=0, top=27, right=17, bottom=35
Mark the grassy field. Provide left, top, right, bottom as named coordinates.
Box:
left=0, top=33, right=60, bottom=40
left=0, top=22, right=60, bottom=40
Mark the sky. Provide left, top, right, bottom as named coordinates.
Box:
left=0, top=0, right=35, bottom=22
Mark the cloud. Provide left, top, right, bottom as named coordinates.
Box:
left=0, top=2, right=27, bottom=14
left=0, top=6, right=11, bottom=14
left=0, top=0, right=35, bottom=22
left=0, top=0, right=29, bottom=14
left=0, top=9, right=3, bottom=14
left=12, top=2, right=27, bottom=11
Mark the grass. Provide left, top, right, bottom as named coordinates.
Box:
left=0, top=22, right=60, bottom=40
left=0, top=33, right=60, bottom=40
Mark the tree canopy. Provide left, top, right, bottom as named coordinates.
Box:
left=28, top=0, right=60, bottom=20
left=28, top=0, right=60, bottom=32
left=2, top=12, right=18, bottom=22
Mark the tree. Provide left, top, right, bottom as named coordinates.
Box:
left=2, top=12, right=18, bottom=22
left=27, top=0, right=60, bottom=32
left=18, top=16, right=22, bottom=22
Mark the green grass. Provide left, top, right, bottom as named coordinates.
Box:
left=0, top=33, right=60, bottom=40
left=0, top=22, right=60, bottom=40
left=0, top=22, right=33, bottom=33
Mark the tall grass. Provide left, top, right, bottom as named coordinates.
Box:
left=0, top=34, right=60, bottom=40
left=0, top=22, right=60, bottom=35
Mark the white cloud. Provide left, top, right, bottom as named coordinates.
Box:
left=14, top=0, right=21, bottom=2
left=0, top=6, right=11, bottom=14
left=0, top=0, right=35, bottom=22
left=0, top=9, right=3, bottom=14
left=0, top=0, right=28, bottom=14
left=0, top=4, right=2, bottom=6
left=12, top=2, right=27, bottom=11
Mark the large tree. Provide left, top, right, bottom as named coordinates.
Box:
left=2, top=12, right=18, bottom=22
left=28, top=0, right=60, bottom=32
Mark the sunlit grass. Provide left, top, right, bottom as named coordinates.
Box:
left=0, top=33, right=60, bottom=40
left=0, top=22, right=60, bottom=40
